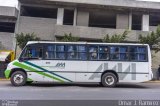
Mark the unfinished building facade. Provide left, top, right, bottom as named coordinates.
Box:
left=0, top=6, right=18, bottom=50
left=16, top=0, right=160, bottom=42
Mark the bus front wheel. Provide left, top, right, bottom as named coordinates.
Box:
left=10, top=71, right=27, bottom=86
left=101, top=72, right=117, bottom=87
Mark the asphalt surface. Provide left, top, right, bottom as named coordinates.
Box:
left=0, top=81, right=160, bottom=100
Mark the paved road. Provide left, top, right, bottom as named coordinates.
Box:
left=0, top=81, right=160, bottom=100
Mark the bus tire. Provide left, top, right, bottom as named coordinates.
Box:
left=10, top=71, right=27, bottom=86
left=101, top=72, right=117, bottom=87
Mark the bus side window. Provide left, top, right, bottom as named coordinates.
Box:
left=130, top=46, right=137, bottom=61
left=56, top=45, right=65, bottom=59
left=78, top=45, right=87, bottom=60
left=137, top=47, right=147, bottom=61
left=67, top=45, right=77, bottom=59
left=119, top=47, right=128, bottom=60
left=45, top=45, right=55, bottom=59
left=110, top=47, right=120, bottom=60
left=66, top=45, right=87, bottom=60
left=99, top=46, right=109, bottom=60
left=130, top=46, right=147, bottom=61
left=89, top=46, right=98, bottom=60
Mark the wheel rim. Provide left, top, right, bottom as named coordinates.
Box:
left=13, top=74, right=24, bottom=84
left=105, top=75, right=115, bottom=85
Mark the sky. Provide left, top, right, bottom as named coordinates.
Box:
left=0, top=0, right=160, bottom=7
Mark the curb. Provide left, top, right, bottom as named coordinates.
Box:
left=0, top=79, right=9, bottom=81
left=144, top=80, right=160, bottom=83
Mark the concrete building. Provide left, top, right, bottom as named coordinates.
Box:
left=16, top=0, right=160, bottom=42
left=15, top=0, right=160, bottom=69
left=0, top=6, right=18, bottom=50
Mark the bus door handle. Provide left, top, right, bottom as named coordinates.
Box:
left=46, top=62, right=50, bottom=64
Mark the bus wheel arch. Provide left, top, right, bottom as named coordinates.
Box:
left=101, top=70, right=119, bottom=87
left=10, top=68, right=27, bottom=78
left=10, top=68, right=27, bottom=86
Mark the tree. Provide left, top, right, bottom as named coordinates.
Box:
left=139, top=25, right=160, bottom=52
left=60, top=33, right=79, bottom=42
left=102, top=30, right=129, bottom=43
left=15, top=33, right=40, bottom=49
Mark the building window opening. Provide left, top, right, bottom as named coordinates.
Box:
left=20, top=6, right=57, bottom=19
left=89, top=11, right=116, bottom=28
left=149, top=14, right=160, bottom=26
left=0, top=22, right=15, bottom=33
left=63, top=9, right=74, bottom=25
left=132, top=14, right=142, bottom=30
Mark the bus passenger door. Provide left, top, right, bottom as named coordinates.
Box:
left=20, top=45, right=44, bottom=81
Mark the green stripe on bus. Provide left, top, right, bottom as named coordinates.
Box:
left=27, top=78, right=33, bottom=81
left=24, top=61, right=72, bottom=82
left=4, top=69, right=11, bottom=79
left=13, top=62, right=64, bottom=82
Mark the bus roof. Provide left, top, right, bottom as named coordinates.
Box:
left=26, top=41, right=149, bottom=46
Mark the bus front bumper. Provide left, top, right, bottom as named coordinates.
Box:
left=4, top=69, right=11, bottom=79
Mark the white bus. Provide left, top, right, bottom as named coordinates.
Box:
left=5, top=41, right=153, bottom=87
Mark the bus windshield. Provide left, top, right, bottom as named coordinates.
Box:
left=20, top=45, right=43, bottom=60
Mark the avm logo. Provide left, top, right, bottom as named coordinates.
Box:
left=54, top=63, right=65, bottom=69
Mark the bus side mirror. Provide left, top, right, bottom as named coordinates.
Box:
left=19, top=58, right=25, bottom=62
left=5, top=58, right=10, bottom=63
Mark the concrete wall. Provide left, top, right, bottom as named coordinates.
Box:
left=116, top=14, right=129, bottom=29
left=16, top=15, right=148, bottom=42
left=76, top=10, right=89, bottom=26
left=17, top=16, right=57, bottom=40
left=152, top=51, right=160, bottom=68
left=22, top=0, right=160, bottom=10
left=54, top=25, right=148, bottom=42
left=149, top=26, right=157, bottom=32
left=152, top=68, right=159, bottom=80
left=0, top=32, right=14, bottom=50
left=0, top=6, right=17, bottom=51
left=0, top=6, right=18, bottom=17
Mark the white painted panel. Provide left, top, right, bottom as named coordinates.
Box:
left=27, top=72, right=44, bottom=81
left=76, top=73, right=101, bottom=82
left=54, top=72, right=76, bottom=82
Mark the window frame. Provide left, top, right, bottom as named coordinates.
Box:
left=19, top=43, right=148, bottom=62
left=43, top=44, right=88, bottom=61
left=129, top=45, right=148, bottom=62
left=19, top=43, right=44, bottom=61
left=44, top=44, right=55, bottom=59
left=110, top=46, right=129, bottom=61
left=88, top=45, right=99, bottom=60
left=87, top=44, right=148, bottom=62
left=55, top=44, right=66, bottom=60
left=66, top=44, right=87, bottom=60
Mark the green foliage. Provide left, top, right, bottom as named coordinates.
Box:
left=102, top=30, right=129, bottom=43
left=139, top=25, right=160, bottom=52
left=61, top=33, right=79, bottom=42
left=16, top=33, right=40, bottom=49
